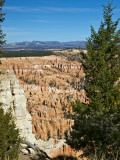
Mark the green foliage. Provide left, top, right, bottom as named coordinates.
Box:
left=1, top=50, right=54, bottom=57
left=47, top=130, right=51, bottom=139
left=65, top=1, right=120, bottom=159
left=0, top=0, right=6, bottom=60
left=88, top=151, right=119, bottom=160
left=0, top=107, right=21, bottom=160
left=57, top=129, right=62, bottom=139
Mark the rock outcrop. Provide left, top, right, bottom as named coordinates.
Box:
left=0, top=71, right=36, bottom=144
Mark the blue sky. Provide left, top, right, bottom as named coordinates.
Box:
left=2, top=0, right=120, bottom=43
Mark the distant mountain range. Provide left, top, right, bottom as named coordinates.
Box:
left=3, top=41, right=87, bottom=50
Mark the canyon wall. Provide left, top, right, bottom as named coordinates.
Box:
left=1, top=54, right=87, bottom=158
left=0, top=71, right=36, bottom=144
left=1, top=56, right=87, bottom=140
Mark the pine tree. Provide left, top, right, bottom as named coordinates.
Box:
left=0, top=107, right=21, bottom=160
left=0, top=0, right=6, bottom=62
left=65, top=1, right=120, bottom=159
left=0, top=2, right=21, bottom=158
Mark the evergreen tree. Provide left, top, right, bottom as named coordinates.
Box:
left=65, top=1, right=120, bottom=159
left=0, top=2, right=21, bottom=158
left=0, top=0, right=6, bottom=62
left=0, top=106, right=21, bottom=160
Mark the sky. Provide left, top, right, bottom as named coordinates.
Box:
left=2, top=0, right=120, bottom=43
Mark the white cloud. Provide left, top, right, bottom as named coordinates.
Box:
left=4, top=6, right=27, bottom=12
left=5, top=31, right=36, bottom=36
left=27, top=19, right=68, bottom=23
left=47, top=7, right=100, bottom=13
left=3, top=27, right=23, bottom=31
left=4, top=6, right=100, bottom=13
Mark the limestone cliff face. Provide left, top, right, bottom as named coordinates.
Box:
left=0, top=71, right=36, bottom=144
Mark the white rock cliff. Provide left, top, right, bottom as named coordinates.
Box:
left=0, top=71, right=36, bottom=144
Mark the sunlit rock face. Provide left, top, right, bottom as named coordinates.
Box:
left=1, top=53, right=87, bottom=158
left=0, top=72, right=36, bottom=144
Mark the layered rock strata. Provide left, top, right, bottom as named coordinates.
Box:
left=1, top=55, right=88, bottom=158
left=0, top=71, right=36, bottom=144
left=1, top=56, right=87, bottom=141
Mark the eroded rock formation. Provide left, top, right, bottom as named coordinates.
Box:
left=1, top=54, right=87, bottom=158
